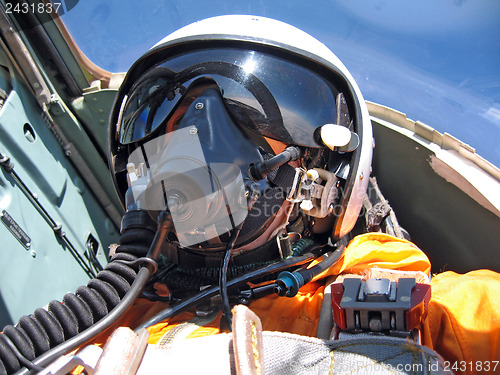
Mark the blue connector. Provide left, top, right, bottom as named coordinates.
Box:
left=275, top=271, right=306, bottom=297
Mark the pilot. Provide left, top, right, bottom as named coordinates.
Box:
left=0, top=15, right=498, bottom=375
left=102, top=15, right=500, bottom=374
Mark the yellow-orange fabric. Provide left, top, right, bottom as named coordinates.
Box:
left=88, top=233, right=500, bottom=375
left=422, top=270, right=500, bottom=374
left=311, top=232, right=432, bottom=279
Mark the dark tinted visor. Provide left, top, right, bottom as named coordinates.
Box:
left=117, top=48, right=339, bottom=146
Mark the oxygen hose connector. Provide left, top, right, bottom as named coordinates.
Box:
left=249, top=146, right=301, bottom=181
left=274, top=244, right=346, bottom=298
left=274, top=271, right=307, bottom=298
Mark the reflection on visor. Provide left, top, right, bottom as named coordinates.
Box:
left=120, top=71, right=186, bottom=143
left=118, top=48, right=339, bottom=147
left=126, top=128, right=248, bottom=248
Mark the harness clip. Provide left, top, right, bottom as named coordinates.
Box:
left=331, top=277, right=431, bottom=334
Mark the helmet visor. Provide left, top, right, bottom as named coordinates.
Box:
left=117, top=48, right=340, bottom=147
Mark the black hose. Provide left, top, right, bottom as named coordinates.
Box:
left=14, top=268, right=151, bottom=375
left=135, top=251, right=317, bottom=330
left=275, top=244, right=346, bottom=297
left=298, top=246, right=344, bottom=282
left=0, top=210, right=160, bottom=375
left=249, top=146, right=301, bottom=181
left=13, top=211, right=172, bottom=375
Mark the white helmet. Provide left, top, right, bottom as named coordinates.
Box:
left=108, top=15, right=372, bottom=276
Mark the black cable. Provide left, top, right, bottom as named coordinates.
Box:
left=0, top=336, right=42, bottom=373
left=135, top=251, right=317, bottom=331
left=219, top=222, right=244, bottom=330
left=218, top=177, right=260, bottom=330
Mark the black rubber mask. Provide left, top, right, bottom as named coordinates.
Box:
left=124, top=88, right=279, bottom=249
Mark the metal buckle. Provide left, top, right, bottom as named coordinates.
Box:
left=287, top=168, right=339, bottom=218
left=286, top=167, right=307, bottom=202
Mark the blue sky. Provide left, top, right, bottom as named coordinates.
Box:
left=60, top=0, right=500, bottom=166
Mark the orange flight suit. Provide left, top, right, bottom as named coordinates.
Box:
left=99, top=233, right=500, bottom=375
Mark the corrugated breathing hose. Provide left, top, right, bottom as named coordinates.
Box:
left=0, top=210, right=167, bottom=375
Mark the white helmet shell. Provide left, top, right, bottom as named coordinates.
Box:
left=111, top=15, right=372, bottom=239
